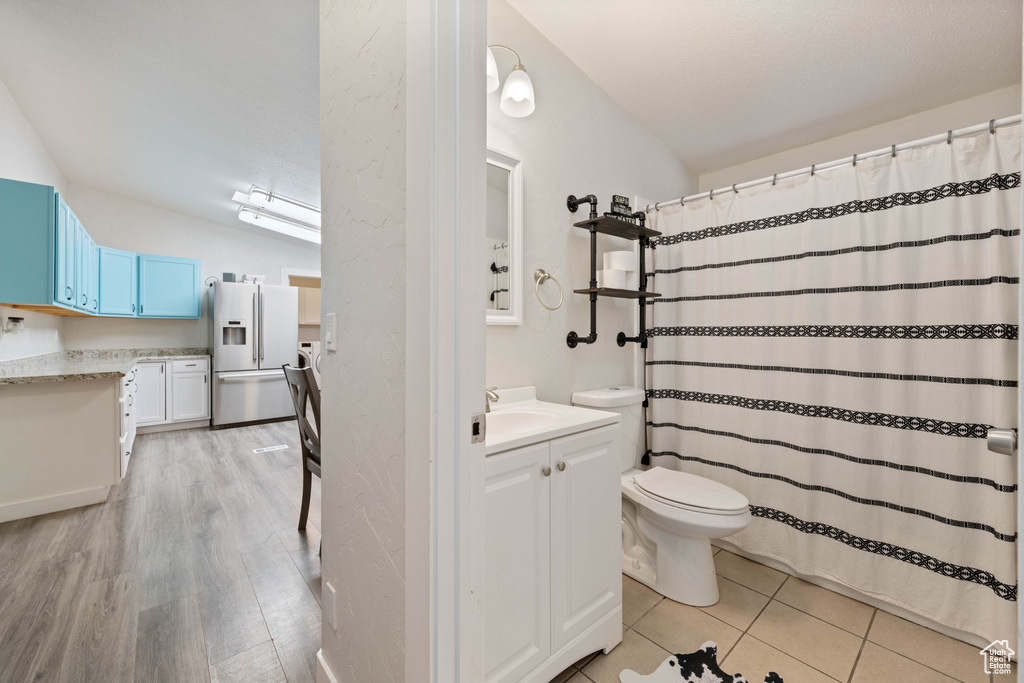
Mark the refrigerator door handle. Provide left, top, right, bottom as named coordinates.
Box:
left=252, top=293, right=258, bottom=362
left=259, top=291, right=265, bottom=362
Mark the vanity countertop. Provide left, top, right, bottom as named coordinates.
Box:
left=0, top=348, right=210, bottom=385
left=485, top=386, right=620, bottom=456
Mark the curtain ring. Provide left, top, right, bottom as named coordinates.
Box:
left=852, top=153, right=858, bottom=167
left=947, top=130, right=953, bottom=145
left=990, top=119, right=996, bottom=134
left=680, top=196, right=685, bottom=206
left=810, top=164, right=816, bottom=177
left=732, top=184, right=738, bottom=194
left=534, top=269, right=562, bottom=311
left=654, top=202, right=661, bottom=212
left=772, top=174, right=777, bottom=186
left=709, top=189, right=714, bottom=200
left=891, top=144, right=897, bottom=158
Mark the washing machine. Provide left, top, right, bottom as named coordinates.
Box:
left=312, top=342, right=322, bottom=387
left=298, top=341, right=322, bottom=388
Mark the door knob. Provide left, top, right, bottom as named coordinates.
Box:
left=542, top=466, right=551, bottom=477
left=557, top=461, right=566, bottom=471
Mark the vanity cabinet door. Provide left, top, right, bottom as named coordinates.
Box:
left=483, top=442, right=551, bottom=683
left=549, top=425, right=621, bottom=653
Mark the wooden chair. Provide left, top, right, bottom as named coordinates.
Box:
left=282, top=364, right=321, bottom=531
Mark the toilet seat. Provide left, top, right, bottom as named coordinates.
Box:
left=633, top=467, right=749, bottom=516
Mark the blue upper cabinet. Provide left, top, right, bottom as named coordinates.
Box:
left=98, top=247, right=138, bottom=316
left=54, top=195, right=76, bottom=307
left=138, top=254, right=201, bottom=319
left=0, top=177, right=202, bottom=319
left=74, top=220, right=99, bottom=313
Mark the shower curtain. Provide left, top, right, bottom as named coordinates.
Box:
left=645, top=125, right=1021, bottom=643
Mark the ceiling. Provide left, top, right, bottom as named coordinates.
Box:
left=507, top=0, right=1022, bottom=175
left=0, top=1, right=1018, bottom=235
left=0, top=0, right=319, bottom=236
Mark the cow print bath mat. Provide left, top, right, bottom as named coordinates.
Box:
left=619, top=641, right=783, bottom=683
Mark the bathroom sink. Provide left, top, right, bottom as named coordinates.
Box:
left=484, top=386, right=621, bottom=454
left=487, top=409, right=560, bottom=436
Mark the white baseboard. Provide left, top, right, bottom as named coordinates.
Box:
left=712, top=539, right=991, bottom=650
left=136, top=419, right=210, bottom=435
left=316, top=649, right=341, bottom=683
left=0, top=486, right=109, bottom=523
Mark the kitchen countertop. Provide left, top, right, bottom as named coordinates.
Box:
left=0, top=348, right=210, bottom=385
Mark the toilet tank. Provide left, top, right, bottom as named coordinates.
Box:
left=571, top=386, right=646, bottom=473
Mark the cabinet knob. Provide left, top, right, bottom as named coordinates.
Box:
left=557, top=461, right=566, bottom=472
left=542, top=466, right=551, bottom=477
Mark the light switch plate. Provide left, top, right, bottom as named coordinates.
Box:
left=325, top=580, right=337, bottom=630
left=325, top=312, right=337, bottom=351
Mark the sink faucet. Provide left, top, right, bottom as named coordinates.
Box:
left=485, top=387, right=499, bottom=413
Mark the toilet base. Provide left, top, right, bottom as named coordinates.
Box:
left=622, top=534, right=720, bottom=607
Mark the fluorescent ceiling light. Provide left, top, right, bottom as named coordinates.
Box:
left=237, top=206, right=321, bottom=244
left=233, top=187, right=321, bottom=228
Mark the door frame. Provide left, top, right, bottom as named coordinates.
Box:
left=406, top=0, right=487, bottom=680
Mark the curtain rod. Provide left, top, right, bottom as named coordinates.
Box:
left=645, top=115, right=1022, bottom=212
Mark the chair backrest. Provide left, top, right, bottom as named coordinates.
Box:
left=282, top=364, right=321, bottom=456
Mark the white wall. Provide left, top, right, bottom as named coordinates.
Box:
left=700, top=85, right=1022, bottom=191
left=318, top=0, right=407, bottom=679
left=0, top=75, right=67, bottom=361
left=485, top=0, right=697, bottom=403
left=61, top=183, right=319, bottom=350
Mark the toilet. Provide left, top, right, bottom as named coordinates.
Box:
left=571, top=386, right=752, bottom=607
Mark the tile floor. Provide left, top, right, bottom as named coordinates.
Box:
left=553, top=548, right=1008, bottom=683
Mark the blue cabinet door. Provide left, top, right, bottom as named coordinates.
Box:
left=74, top=223, right=98, bottom=313
left=88, top=239, right=99, bottom=313
left=98, top=247, right=138, bottom=316
left=138, top=254, right=201, bottom=318
left=54, top=195, right=76, bottom=306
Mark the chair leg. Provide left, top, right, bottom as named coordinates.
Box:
left=298, top=465, right=312, bottom=531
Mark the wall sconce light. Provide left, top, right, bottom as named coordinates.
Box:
left=487, top=45, right=536, bottom=118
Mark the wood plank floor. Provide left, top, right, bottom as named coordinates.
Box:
left=0, top=422, right=321, bottom=683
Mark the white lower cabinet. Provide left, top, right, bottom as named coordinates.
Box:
left=135, top=357, right=210, bottom=430
left=171, top=372, right=209, bottom=421
left=135, top=361, right=167, bottom=424
left=118, top=365, right=139, bottom=479
left=484, top=424, right=622, bottom=683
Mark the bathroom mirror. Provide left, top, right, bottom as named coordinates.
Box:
left=485, top=148, right=523, bottom=325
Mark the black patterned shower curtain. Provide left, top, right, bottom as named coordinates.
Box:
left=645, top=125, right=1021, bottom=643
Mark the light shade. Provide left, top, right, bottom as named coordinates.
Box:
left=499, top=66, right=535, bottom=118
left=237, top=206, right=321, bottom=244
left=486, top=47, right=499, bottom=94
left=232, top=187, right=321, bottom=228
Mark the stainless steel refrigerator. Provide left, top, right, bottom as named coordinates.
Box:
left=211, top=282, right=299, bottom=427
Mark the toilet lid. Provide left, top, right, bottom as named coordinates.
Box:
left=634, top=467, right=749, bottom=513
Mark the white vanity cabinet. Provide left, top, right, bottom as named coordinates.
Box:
left=136, top=357, right=211, bottom=431
left=484, top=423, right=621, bottom=683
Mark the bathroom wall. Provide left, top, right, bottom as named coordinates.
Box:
left=61, top=183, right=320, bottom=351
left=699, top=85, right=1022, bottom=191
left=486, top=0, right=697, bottom=403
left=0, top=75, right=68, bottom=361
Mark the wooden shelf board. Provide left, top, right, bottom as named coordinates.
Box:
left=572, top=288, right=661, bottom=299
left=572, top=215, right=662, bottom=240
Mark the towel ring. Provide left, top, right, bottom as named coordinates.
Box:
left=534, top=269, right=563, bottom=311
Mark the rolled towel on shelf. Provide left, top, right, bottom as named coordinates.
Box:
left=625, top=270, right=639, bottom=290
left=603, top=250, right=635, bottom=271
